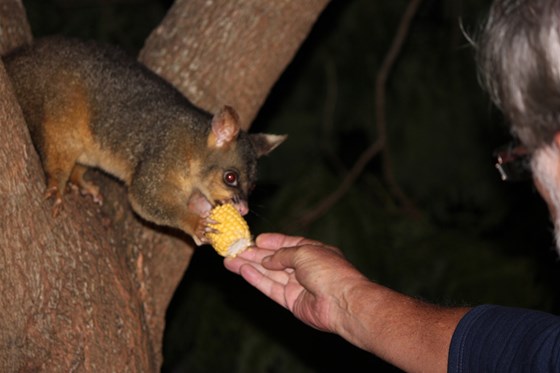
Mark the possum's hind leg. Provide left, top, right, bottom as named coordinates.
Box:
left=69, top=164, right=103, bottom=205
left=41, top=75, right=93, bottom=216
left=43, top=151, right=77, bottom=217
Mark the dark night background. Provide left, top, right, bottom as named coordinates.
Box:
left=20, top=0, right=560, bottom=371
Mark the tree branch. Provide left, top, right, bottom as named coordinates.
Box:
left=0, top=1, right=333, bottom=369
left=0, top=0, right=32, bottom=55
left=139, top=0, right=331, bottom=129
left=376, top=0, right=423, bottom=219
left=296, top=0, right=423, bottom=228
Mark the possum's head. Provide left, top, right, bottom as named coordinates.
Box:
left=188, top=106, right=286, bottom=217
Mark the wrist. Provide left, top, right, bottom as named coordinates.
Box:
left=331, top=277, right=380, bottom=342
left=333, top=280, right=468, bottom=373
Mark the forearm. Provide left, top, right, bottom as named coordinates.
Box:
left=335, top=280, right=470, bottom=373
left=226, top=234, right=469, bottom=371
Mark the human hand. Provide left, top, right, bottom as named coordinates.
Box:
left=226, top=233, right=468, bottom=373
left=224, top=233, right=370, bottom=333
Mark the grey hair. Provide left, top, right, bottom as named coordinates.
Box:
left=477, top=0, right=560, bottom=151
left=531, top=145, right=560, bottom=254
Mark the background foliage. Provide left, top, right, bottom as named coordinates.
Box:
left=22, top=0, right=560, bottom=371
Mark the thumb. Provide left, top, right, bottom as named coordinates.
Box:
left=262, top=246, right=300, bottom=271
left=256, top=233, right=307, bottom=250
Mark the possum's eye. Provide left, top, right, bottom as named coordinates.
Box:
left=223, top=170, right=239, bottom=187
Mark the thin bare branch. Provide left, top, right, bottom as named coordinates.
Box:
left=296, top=139, right=385, bottom=228
left=376, top=0, right=423, bottom=219
left=296, top=0, right=424, bottom=228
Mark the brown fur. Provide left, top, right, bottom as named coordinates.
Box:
left=4, top=36, right=286, bottom=244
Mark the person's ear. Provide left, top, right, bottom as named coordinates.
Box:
left=553, top=132, right=560, bottom=149
left=532, top=138, right=560, bottom=221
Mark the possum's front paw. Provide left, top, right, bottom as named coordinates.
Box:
left=192, top=214, right=215, bottom=246
left=187, top=191, right=214, bottom=246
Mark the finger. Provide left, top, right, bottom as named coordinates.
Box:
left=255, top=233, right=303, bottom=250
left=261, top=246, right=300, bottom=271
left=256, top=233, right=322, bottom=251
left=223, top=247, right=276, bottom=273
left=225, top=253, right=292, bottom=285
left=235, top=246, right=276, bottom=262
left=223, top=255, right=247, bottom=274
left=238, top=264, right=290, bottom=309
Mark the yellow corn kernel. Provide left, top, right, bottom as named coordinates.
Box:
left=207, top=203, right=252, bottom=257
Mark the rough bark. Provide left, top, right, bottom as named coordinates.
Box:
left=0, top=2, right=192, bottom=369
left=0, top=0, right=32, bottom=54
left=0, top=0, right=329, bottom=371
left=140, top=0, right=330, bottom=129
left=0, top=24, right=192, bottom=372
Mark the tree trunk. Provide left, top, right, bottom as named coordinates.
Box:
left=139, top=0, right=330, bottom=129
left=0, top=36, right=192, bottom=371
left=0, top=0, right=329, bottom=371
left=0, top=0, right=32, bottom=54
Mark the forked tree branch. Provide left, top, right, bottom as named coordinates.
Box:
left=0, top=0, right=331, bottom=370
left=296, top=0, right=423, bottom=228
left=377, top=0, right=423, bottom=219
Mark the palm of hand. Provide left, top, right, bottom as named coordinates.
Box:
left=266, top=245, right=350, bottom=333
left=282, top=269, right=334, bottom=332
left=224, top=233, right=364, bottom=334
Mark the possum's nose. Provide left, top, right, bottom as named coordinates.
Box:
left=235, top=201, right=249, bottom=216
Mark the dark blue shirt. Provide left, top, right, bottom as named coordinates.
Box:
left=448, top=305, right=560, bottom=372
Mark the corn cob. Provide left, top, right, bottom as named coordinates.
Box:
left=207, top=203, right=253, bottom=257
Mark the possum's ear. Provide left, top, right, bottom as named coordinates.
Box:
left=208, top=106, right=240, bottom=149
left=250, top=134, right=287, bottom=158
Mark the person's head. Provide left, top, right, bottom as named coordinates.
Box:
left=478, top=0, right=560, bottom=250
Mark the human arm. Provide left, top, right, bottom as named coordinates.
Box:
left=224, top=233, right=470, bottom=373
